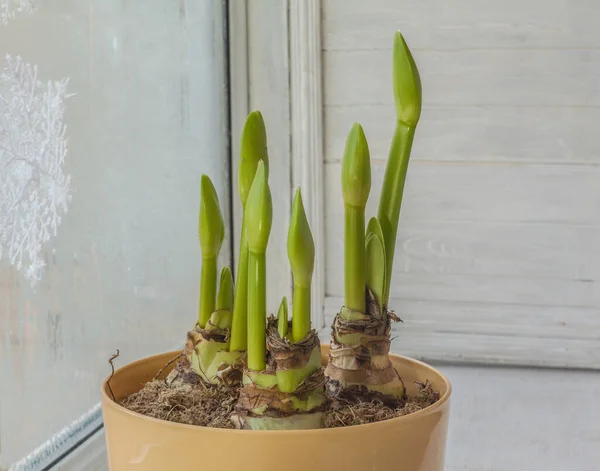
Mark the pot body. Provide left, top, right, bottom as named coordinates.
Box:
left=101, top=347, right=451, bottom=471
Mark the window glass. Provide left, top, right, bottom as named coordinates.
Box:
left=0, top=1, right=230, bottom=466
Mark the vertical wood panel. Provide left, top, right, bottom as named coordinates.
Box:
left=247, top=0, right=292, bottom=311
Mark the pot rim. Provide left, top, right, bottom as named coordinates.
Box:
left=101, top=348, right=452, bottom=435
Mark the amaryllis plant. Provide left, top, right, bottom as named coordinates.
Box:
left=168, top=31, right=421, bottom=429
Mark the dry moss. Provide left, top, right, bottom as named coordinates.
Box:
left=324, top=381, right=440, bottom=428
left=121, top=379, right=238, bottom=429
left=119, top=379, right=439, bottom=429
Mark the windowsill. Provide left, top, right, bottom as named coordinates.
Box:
left=51, top=364, right=600, bottom=471
left=436, top=363, right=599, bottom=471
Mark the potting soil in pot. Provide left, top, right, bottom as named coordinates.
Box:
left=118, top=358, right=440, bottom=429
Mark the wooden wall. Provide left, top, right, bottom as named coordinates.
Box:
left=320, top=0, right=600, bottom=367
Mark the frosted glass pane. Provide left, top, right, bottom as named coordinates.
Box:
left=0, top=1, right=230, bottom=466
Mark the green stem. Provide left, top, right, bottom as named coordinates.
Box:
left=344, top=206, right=366, bottom=313
left=230, top=221, right=249, bottom=351
left=377, top=122, right=415, bottom=305
left=292, top=284, right=311, bottom=343
left=199, top=256, right=217, bottom=328
left=247, top=251, right=266, bottom=371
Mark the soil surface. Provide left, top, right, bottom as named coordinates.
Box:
left=121, top=380, right=238, bottom=428
left=120, top=379, right=439, bottom=429
left=325, top=381, right=439, bottom=427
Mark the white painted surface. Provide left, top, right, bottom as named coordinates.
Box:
left=320, top=0, right=600, bottom=367
left=57, top=364, right=600, bottom=471
left=324, top=49, right=600, bottom=108
left=322, top=0, right=600, bottom=50
left=320, top=319, right=600, bottom=369
left=0, top=1, right=230, bottom=467
left=290, top=0, right=326, bottom=329
left=325, top=105, right=600, bottom=165
left=441, top=364, right=600, bottom=471
left=324, top=164, right=600, bottom=310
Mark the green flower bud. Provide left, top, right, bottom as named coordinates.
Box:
left=287, top=188, right=315, bottom=288
left=366, top=231, right=386, bottom=312
left=239, top=111, right=269, bottom=206
left=277, top=296, right=288, bottom=339
left=245, top=161, right=272, bottom=254
left=393, top=31, right=422, bottom=127
left=366, top=217, right=388, bottom=309
left=341, top=123, right=371, bottom=209
left=198, top=175, right=225, bottom=259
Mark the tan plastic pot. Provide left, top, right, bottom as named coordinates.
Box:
left=101, top=346, right=451, bottom=471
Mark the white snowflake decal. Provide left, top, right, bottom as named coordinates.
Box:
left=0, top=55, right=72, bottom=285
left=0, top=0, right=35, bottom=25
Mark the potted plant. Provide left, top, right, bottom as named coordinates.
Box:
left=101, top=31, right=451, bottom=471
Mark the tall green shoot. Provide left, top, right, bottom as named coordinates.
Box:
left=377, top=31, right=421, bottom=305
left=198, top=175, right=225, bottom=328
left=244, top=162, right=272, bottom=371
left=341, top=124, right=371, bottom=313
left=287, top=189, right=315, bottom=343
left=230, top=111, right=269, bottom=351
